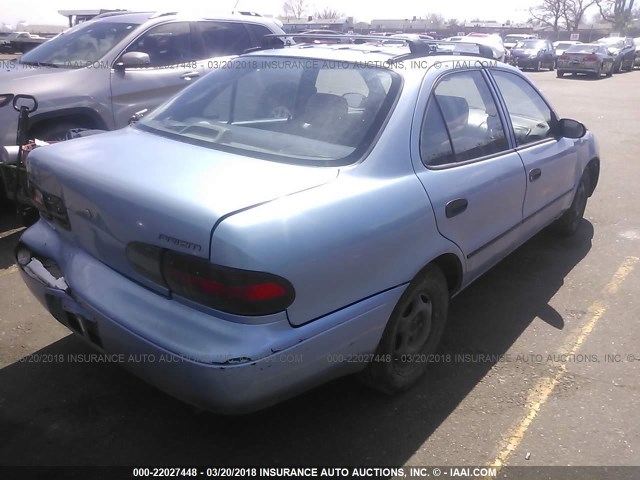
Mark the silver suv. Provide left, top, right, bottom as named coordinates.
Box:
left=0, top=12, right=285, bottom=145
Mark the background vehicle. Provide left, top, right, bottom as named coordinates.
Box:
left=509, top=39, right=555, bottom=71
left=298, top=29, right=345, bottom=44
left=596, top=36, right=636, bottom=72
left=553, top=40, right=582, bottom=57
left=0, top=12, right=285, bottom=147
left=634, top=37, right=640, bottom=68
left=557, top=43, right=615, bottom=78
left=16, top=39, right=599, bottom=413
left=456, top=33, right=506, bottom=61
left=0, top=32, right=47, bottom=53
left=504, top=33, right=536, bottom=50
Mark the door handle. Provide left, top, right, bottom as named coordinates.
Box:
left=180, top=71, right=200, bottom=80
left=445, top=198, right=468, bottom=218
left=529, top=168, right=542, bottom=182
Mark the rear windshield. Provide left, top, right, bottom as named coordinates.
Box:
left=138, top=56, right=401, bottom=166
left=515, top=40, right=544, bottom=49
left=556, top=43, right=575, bottom=49
left=566, top=44, right=599, bottom=53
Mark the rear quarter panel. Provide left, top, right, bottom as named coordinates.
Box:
left=210, top=170, right=463, bottom=326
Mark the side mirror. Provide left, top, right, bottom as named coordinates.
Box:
left=557, top=118, right=586, bottom=139
left=114, top=51, right=151, bottom=70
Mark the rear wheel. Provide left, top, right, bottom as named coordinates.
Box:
left=591, top=64, right=602, bottom=78
left=556, top=70, right=565, bottom=78
left=606, top=62, right=613, bottom=77
left=359, top=265, right=449, bottom=394
left=548, top=58, right=555, bottom=70
left=534, top=60, right=541, bottom=72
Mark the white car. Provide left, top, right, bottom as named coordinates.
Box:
left=553, top=40, right=582, bottom=57
left=458, top=33, right=506, bottom=62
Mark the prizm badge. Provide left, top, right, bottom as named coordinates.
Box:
left=158, top=234, right=202, bottom=252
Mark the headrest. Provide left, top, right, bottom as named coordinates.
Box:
left=303, top=93, right=348, bottom=125
left=435, top=95, right=469, bottom=126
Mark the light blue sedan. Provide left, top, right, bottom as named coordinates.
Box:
left=16, top=40, right=599, bottom=413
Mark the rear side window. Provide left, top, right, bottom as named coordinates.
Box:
left=196, top=22, right=252, bottom=57
left=491, top=70, right=554, bottom=146
left=245, top=23, right=281, bottom=48
left=420, top=70, right=508, bottom=166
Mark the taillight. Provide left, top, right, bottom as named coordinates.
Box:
left=559, top=54, right=569, bottom=60
left=127, top=243, right=295, bottom=316
left=31, top=185, right=70, bottom=229
left=584, top=55, right=598, bottom=61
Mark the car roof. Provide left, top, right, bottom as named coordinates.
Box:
left=91, top=11, right=282, bottom=28
left=243, top=42, right=517, bottom=77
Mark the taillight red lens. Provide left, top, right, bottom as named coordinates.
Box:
left=584, top=55, right=598, bottom=61
left=162, top=250, right=295, bottom=316
left=559, top=54, right=569, bottom=60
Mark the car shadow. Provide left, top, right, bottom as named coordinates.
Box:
left=0, top=207, right=24, bottom=270
left=557, top=73, right=616, bottom=81
left=0, top=222, right=594, bottom=466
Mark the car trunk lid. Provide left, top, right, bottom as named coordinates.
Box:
left=27, top=128, right=338, bottom=290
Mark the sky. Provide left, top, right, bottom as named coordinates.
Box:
left=1, top=0, right=539, bottom=27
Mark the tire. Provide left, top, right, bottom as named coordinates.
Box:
left=591, top=64, right=602, bottom=79
left=534, top=60, right=541, bottom=72
left=548, top=59, right=555, bottom=71
left=557, top=70, right=564, bottom=78
left=552, top=173, right=589, bottom=237
left=30, top=121, right=86, bottom=142
left=615, top=60, right=623, bottom=73
left=359, top=264, right=449, bottom=394
left=606, top=62, right=613, bottom=77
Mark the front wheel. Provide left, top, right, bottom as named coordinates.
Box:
left=551, top=174, right=589, bottom=237
left=359, top=265, right=449, bottom=394
left=606, top=62, right=613, bottom=77
left=534, top=60, right=541, bottom=72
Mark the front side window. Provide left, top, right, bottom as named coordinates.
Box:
left=491, top=70, right=555, bottom=147
left=138, top=57, right=400, bottom=165
left=124, top=22, right=195, bottom=66
left=420, top=70, right=508, bottom=166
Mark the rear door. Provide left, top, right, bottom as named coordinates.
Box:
left=489, top=69, right=578, bottom=230
left=412, top=68, right=527, bottom=281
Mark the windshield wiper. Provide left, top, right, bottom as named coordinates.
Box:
left=19, top=61, right=61, bottom=68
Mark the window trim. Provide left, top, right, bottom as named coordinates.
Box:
left=419, top=68, right=512, bottom=169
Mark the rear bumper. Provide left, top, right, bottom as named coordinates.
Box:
left=512, top=57, right=542, bottom=68
left=18, top=220, right=404, bottom=414
left=557, top=62, right=599, bottom=73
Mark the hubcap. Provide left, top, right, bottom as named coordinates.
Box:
left=393, top=291, right=433, bottom=375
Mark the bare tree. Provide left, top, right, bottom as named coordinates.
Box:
left=564, top=0, right=596, bottom=31
left=282, top=0, right=309, bottom=19
left=594, top=0, right=636, bottom=30
left=315, top=8, right=342, bottom=19
left=425, top=13, right=445, bottom=25
left=529, top=0, right=568, bottom=34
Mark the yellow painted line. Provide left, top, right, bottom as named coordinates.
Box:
left=0, top=226, right=24, bottom=240
left=0, top=264, right=18, bottom=277
left=488, top=256, right=639, bottom=471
